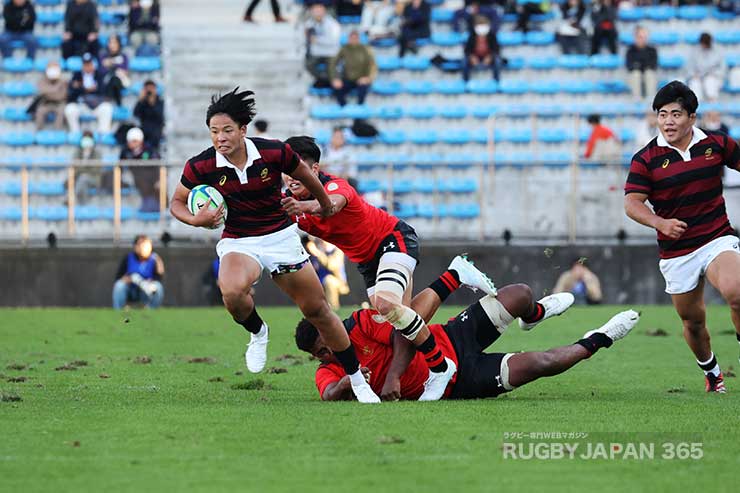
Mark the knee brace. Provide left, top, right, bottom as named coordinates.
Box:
left=378, top=302, right=424, bottom=341
left=479, top=295, right=515, bottom=334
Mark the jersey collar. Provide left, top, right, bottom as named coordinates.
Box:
left=215, top=137, right=262, bottom=184
left=656, top=126, right=707, bottom=162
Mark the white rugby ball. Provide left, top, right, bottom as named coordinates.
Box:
left=187, top=184, right=227, bottom=229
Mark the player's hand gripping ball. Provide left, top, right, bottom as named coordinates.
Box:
left=187, top=185, right=227, bottom=229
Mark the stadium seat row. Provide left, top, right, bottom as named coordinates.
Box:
left=2, top=56, right=162, bottom=74
left=2, top=131, right=119, bottom=147
left=4, top=105, right=131, bottom=123
left=0, top=206, right=160, bottom=222
left=1, top=80, right=163, bottom=98
left=373, top=202, right=480, bottom=220
left=33, top=11, right=126, bottom=27
left=351, top=151, right=618, bottom=169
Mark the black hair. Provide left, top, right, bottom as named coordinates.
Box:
left=254, top=119, right=268, bottom=133
left=699, top=32, right=712, bottom=48
left=133, top=234, right=149, bottom=245
left=295, top=318, right=319, bottom=353
left=587, top=114, right=600, bottom=125
left=143, top=79, right=156, bottom=87
left=206, top=87, right=256, bottom=127
left=285, top=136, right=322, bottom=164
left=652, top=80, right=698, bottom=115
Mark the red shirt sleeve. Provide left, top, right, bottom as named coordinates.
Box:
left=315, top=363, right=345, bottom=399
left=325, top=178, right=355, bottom=203
left=179, top=159, right=202, bottom=189
left=282, top=143, right=300, bottom=174
left=624, top=155, right=652, bottom=195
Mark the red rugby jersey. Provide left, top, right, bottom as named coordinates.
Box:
left=315, top=309, right=458, bottom=400
left=180, top=137, right=299, bottom=238
left=625, top=128, right=740, bottom=259
left=293, top=173, right=399, bottom=263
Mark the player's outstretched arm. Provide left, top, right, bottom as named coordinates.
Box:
left=289, top=161, right=337, bottom=217
left=170, top=182, right=224, bottom=228
left=282, top=194, right=347, bottom=217
left=381, top=332, right=415, bottom=401
left=322, top=376, right=355, bottom=401
left=624, top=193, right=687, bottom=239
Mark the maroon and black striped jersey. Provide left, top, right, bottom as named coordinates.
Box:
left=181, top=137, right=299, bottom=238
left=625, top=128, right=740, bottom=259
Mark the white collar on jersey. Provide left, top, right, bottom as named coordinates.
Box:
left=656, top=126, right=708, bottom=162
left=215, top=137, right=262, bottom=184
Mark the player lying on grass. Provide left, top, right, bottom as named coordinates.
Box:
left=169, top=88, right=379, bottom=403
left=281, top=136, right=499, bottom=400
left=296, top=263, right=638, bottom=401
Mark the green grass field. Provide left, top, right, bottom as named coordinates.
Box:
left=1, top=305, right=739, bottom=492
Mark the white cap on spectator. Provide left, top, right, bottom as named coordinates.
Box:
left=127, top=127, right=144, bottom=143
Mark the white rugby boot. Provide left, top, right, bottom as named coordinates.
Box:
left=351, top=378, right=381, bottom=403
left=448, top=255, right=497, bottom=296
left=245, top=323, right=269, bottom=373
left=419, top=358, right=457, bottom=401
left=519, top=293, right=575, bottom=331
left=583, top=310, right=640, bottom=343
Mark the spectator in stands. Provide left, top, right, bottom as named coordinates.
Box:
left=99, top=34, right=130, bottom=106
left=516, top=0, right=549, bottom=34
left=128, top=0, right=160, bottom=51
left=65, top=52, right=113, bottom=134
left=702, top=110, right=729, bottom=136
left=462, top=15, right=501, bottom=82
left=304, top=3, right=341, bottom=87
left=635, top=110, right=658, bottom=149
left=306, top=237, right=350, bottom=310
left=553, top=258, right=603, bottom=305
left=335, top=0, right=364, bottom=18
left=30, top=61, right=67, bottom=130
left=360, top=0, right=397, bottom=41
left=687, top=33, right=725, bottom=103
left=243, top=0, right=286, bottom=23
left=398, top=0, right=430, bottom=57
left=590, top=0, right=617, bottom=55
left=584, top=114, right=619, bottom=162
left=625, top=26, right=657, bottom=100
left=113, top=234, right=165, bottom=310
left=73, top=130, right=107, bottom=204
left=62, top=0, right=99, bottom=59
left=323, top=126, right=358, bottom=184
left=452, top=0, right=500, bottom=35
left=133, top=79, right=164, bottom=149
left=0, top=0, right=37, bottom=60
left=120, top=126, right=161, bottom=212
left=329, top=30, right=377, bottom=106
left=253, top=119, right=272, bottom=139
left=556, top=0, right=586, bottom=54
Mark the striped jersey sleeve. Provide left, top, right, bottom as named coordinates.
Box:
left=624, top=154, right=652, bottom=195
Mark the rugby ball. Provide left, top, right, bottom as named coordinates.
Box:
left=187, top=185, right=227, bottom=228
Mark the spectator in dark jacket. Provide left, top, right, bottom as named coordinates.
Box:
left=64, top=52, right=113, bottom=134
left=590, top=0, right=617, bottom=55
left=556, top=0, right=586, bottom=54
left=99, top=34, right=129, bottom=106
left=128, top=0, right=160, bottom=49
left=625, top=25, right=657, bottom=100
left=398, top=0, right=430, bottom=57
left=112, top=235, right=165, bottom=309
left=120, top=127, right=161, bottom=212
left=452, top=0, right=500, bottom=34
left=62, top=0, right=99, bottom=59
left=0, top=0, right=37, bottom=59
left=462, top=15, right=501, bottom=81
left=133, top=79, right=164, bottom=148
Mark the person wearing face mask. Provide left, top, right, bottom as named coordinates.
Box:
left=128, top=0, right=160, bottom=50
left=113, top=235, right=165, bottom=309
left=120, top=126, right=161, bottom=212
left=360, top=0, right=398, bottom=41
left=72, top=130, right=106, bottom=204
left=29, top=61, right=67, bottom=130
left=462, top=15, right=501, bottom=82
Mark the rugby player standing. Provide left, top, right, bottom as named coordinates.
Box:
left=170, top=89, right=380, bottom=403
left=625, top=81, right=740, bottom=393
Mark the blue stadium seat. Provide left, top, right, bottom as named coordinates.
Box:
left=466, top=79, right=498, bottom=94
left=342, top=104, right=373, bottom=119
left=375, top=105, right=403, bottom=119
left=357, top=179, right=384, bottom=194
left=441, top=129, right=471, bottom=145
left=713, top=9, right=737, bottom=21
left=31, top=206, right=67, bottom=221
left=432, top=31, right=466, bottom=47
left=471, top=128, right=489, bottom=144
left=658, top=55, right=684, bottom=70
left=525, top=31, right=554, bottom=46
left=126, top=81, right=164, bottom=96
left=314, top=129, right=330, bottom=145
left=65, top=56, right=83, bottom=72
left=536, top=104, right=566, bottom=118
left=538, top=128, right=570, bottom=144
left=505, top=57, right=525, bottom=70
left=338, top=15, right=361, bottom=24
left=650, top=32, right=680, bottom=45
left=30, top=181, right=65, bottom=196
left=411, top=153, right=439, bottom=168
left=598, top=80, right=629, bottom=94
left=530, top=80, right=560, bottom=94
left=36, top=0, right=62, bottom=6
left=371, top=80, right=403, bottom=96
left=1, top=181, right=22, bottom=195
left=716, top=31, right=740, bottom=44
left=379, top=130, right=406, bottom=145
left=3, top=131, right=35, bottom=146
left=136, top=211, right=162, bottom=222
left=37, top=35, right=63, bottom=49
left=618, top=7, right=644, bottom=22
left=497, top=31, right=524, bottom=46
left=731, top=127, right=740, bottom=140
left=340, top=32, right=369, bottom=45
left=441, top=178, right=478, bottom=193
left=683, top=31, right=701, bottom=45
left=412, top=178, right=436, bottom=193
left=37, top=11, right=64, bottom=25
left=542, top=151, right=572, bottom=168
left=471, top=104, right=498, bottom=118
left=558, top=55, right=589, bottom=70
left=435, top=79, right=466, bottom=95
left=620, top=127, right=636, bottom=142
left=645, top=6, right=676, bottom=21
left=619, top=32, right=634, bottom=45
left=563, top=79, right=596, bottom=94
left=35, top=130, right=68, bottom=146
left=450, top=203, right=480, bottom=219
left=75, top=206, right=102, bottom=221
left=99, top=11, right=125, bottom=25
left=416, top=203, right=436, bottom=219
left=578, top=126, right=592, bottom=143
left=394, top=203, right=417, bottom=220
left=32, top=155, right=71, bottom=167
left=4, top=107, right=31, bottom=122
left=404, top=80, right=434, bottom=95
left=3, top=57, right=33, bottom=73
left=498, top=79, right=528, bottom=94
left=527, top=56, right=557, bottom=70
left=499, top=127, right=531, bottom=143
left=376, top=56, right=402, bottom=71
left=406, top=105, right=436, bottom=119
left=307, top=103, right=342, bottom=120
left=309, top=86, right=332, bottom=97
left=0, top=206, right=22, bottom=221
left=589, top=54, right=620, bottom=70
left=408, top=129, right=438, bottom=145
left=392, top=179, right=413, bottom=194
left=727, top=54, right=740, bottom=68
left=112, top=106, right=132, bottom=121
left=370, top=38, right=397, bottom=48
left=402, top=56, right=431, bottom=71
left=678, top=5, right=709, bottom=20
left=346, top=133, right=376, bottom=146
left=438, top=105, right=467, bottom=119
left=130, top=57, right=162, bottom=72
left=431, top=9, right=454, bottom=23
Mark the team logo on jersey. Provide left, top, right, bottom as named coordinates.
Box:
left=327, top=182, right=339, bottom=192
left=260, top=168, right=270, bottom=182
left=661, top=159, right=670, bottom=169
left=705, top=148, right=713, bottom=159
left=362, top=345, right=372, bottom=355
left=219, top=175, right=227, bottom=186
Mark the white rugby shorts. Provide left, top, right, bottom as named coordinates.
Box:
left=216, top=224, right=310, bottom=277
left=659, top=235, right=740, bottom=294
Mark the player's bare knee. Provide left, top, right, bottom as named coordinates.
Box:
left=300, top=297, right=332, bottom=322
left=725, top=289, right=740, bottom=312
left=498, top=283, right=533, bottom=317
left=682, top=319, right=706, bottom=335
